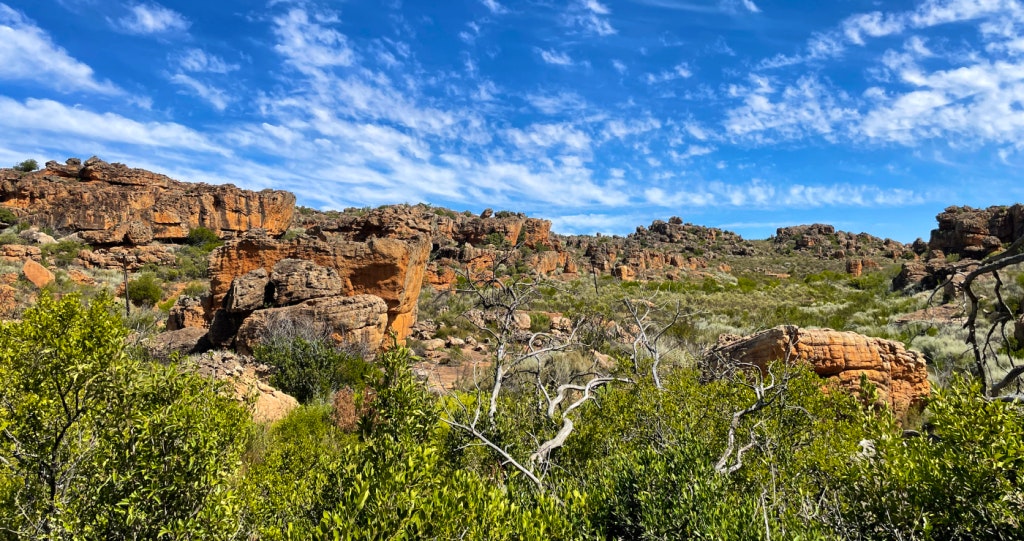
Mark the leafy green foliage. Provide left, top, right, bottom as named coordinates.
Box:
left=126, top=271, right=162, bottom=306
left=40, top=239, right=87, bottom=267
left=13, top=159, right=37, bottom=173
left=254, top=337, right=373, bottom=404
left=186, top=226, right=222, bottom=250
left=0, top=208, right=17, bottom=225
left=0, top=293, right=252, bottom=539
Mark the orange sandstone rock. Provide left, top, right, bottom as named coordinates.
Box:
left=709, top=325, right=930, bottom=420
left=21, top=260, right=54, bottom=288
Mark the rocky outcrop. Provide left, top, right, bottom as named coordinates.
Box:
left=708, top=326, right=930, bottom=420
left=188, top=350, right=298, bottom=423
left=1, top=245, right=41, bottom=262
left=775, top=224, right=906, bottom=260
left=76, top=246, right=176, bottom=270
left=0, top=157, right=295, bottom=244
left=207, top=231, right=430, bottom=343
left=235, top=295, right=388, bottom=355
left=930, top=204, right=1024, bottom=258
left=166, top=296, right=206, bottom=331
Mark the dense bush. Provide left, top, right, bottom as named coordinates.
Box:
left=254, top=333, right=374, bottom=404
left=0, top=293, right=252, bottom=539
left=12, top=159, right=37, bottom=173
left=40, top=239, right=86, bottom=267
left=0, top=208, right=17, bottom=225
left=126, top=272, right=162, bottom=306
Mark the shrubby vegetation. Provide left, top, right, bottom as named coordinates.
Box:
left=1, top=262, right=1023, bottom=539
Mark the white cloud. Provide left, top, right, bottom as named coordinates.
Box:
left=741, top=0, right=761, bottom=13
left=525, top=91, right=587, bottom=114
left=176, top=48, right=239, bottom=73
left=0, top=4, right=119, bottom=94
left=0, top=97, right=226, bottom=154
left=725, top=75, right=859, bottom=142
left=612, top=59, right=627, bottom=73
left=645, top=179, right=922, bottom=208
left=169, top=73, right=231, bottom=111
left=480, top=0, right=508, bottom=15
left=537, top=48, right=573, bottom=66
left=843, top=11, right=906, bottom=45
left=566, top=0, right=617, bottom=36
left=273, top=8, right=355, bottom=72
left=644, top=62, right=692, bottom=83
left=507, top=123, right=592, bottom=153
left=114, top=2, right=190, bottom=35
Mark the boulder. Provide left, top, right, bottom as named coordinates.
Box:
left=166, top=296, right=207, bottom=331
left=269, top=258, right=345, bottom=305
left=0, top=157, right=295, bottom=244
left=208, top=230, right=430, bottom=342
left=18, top=229, right=56, bottom=245
left=234, top=294, right=389, bottom=355
left=144, top=327, right=209, bottom=360
left=707, top=325, right=930, bottom=421
left=224, top=268, right=270, bottom=313
left=21, top=260, right=54, bottom=288
left=75, top=246, right=176, bottom=270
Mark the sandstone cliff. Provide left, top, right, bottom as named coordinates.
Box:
left=206, top=229, right=430, bottom=344
left=708, top=326, right=930, bottom=420
left=0, top=157, right=295, bottom=244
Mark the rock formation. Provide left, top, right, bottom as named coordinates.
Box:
left=708, top=326, right=930, bottom=420
left=930, top=204, right=1024, bottom=258
left=206, top=230, right=430, bottom=345
left=0, top=157, right=295, bottom=244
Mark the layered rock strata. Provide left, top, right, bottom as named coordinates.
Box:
left=0, top=157, right=295, bottom=243
left=709, top=326, right=930, bottom=420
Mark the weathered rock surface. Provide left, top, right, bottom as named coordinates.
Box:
left=930, top=204, right=1024, bottom=258
left=234, top=294, right=388, bottom=355
left=21, top=260, right=53, bottom=288
left=269, top=258, right=344, bottom=305
left=188, top=350, right=298, bottom=423
left=208, top=230, right=430, bottom=341
left=75, top=245, right=176, bottom=270
left=144, top=327, right=209, bottom=360
left=0, top=157, right=295, bottom=244
left=224, top=268, right=270, bottom=313
left=1, top=245, right=41, bottom=262
left=775, top=224, right=906, bottom=260
left=166, top=296, right=207, bottom=331
left=708, top=326, right=930, bottom=420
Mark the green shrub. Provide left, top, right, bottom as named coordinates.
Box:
left=40, top=239, right=86, bottom=267
left=0, top=207, right=17, bottom=225
left=0, top=231, right=20, bottom=245
left=126, top=272, right=162, bottom=307
left=254, top=336, right=373, bottom=404
left=0, top=293, right=252, bottom=539
left=529, top=312, right=551, bottom=332
left=13, top=159, right=37, bottom=172
left=186, top=226, right=222, bottom=251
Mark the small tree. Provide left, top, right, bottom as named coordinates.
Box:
left=13, top=159, right=38, bottom=173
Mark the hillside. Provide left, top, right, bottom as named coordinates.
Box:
left=1, top=158, right=1022, bottom=539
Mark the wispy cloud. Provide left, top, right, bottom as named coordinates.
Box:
left=537, top=48, right=574, bottom=66
left=175, top=48, right=239, bottom=73
left=273, top=8, right=355, bottom=72
left=645, top=179, right=923, bottom=208
left=0, top=97, right=226, bottom=154
left=114, top=2, right=190, bottom=35
left=0, top=4, right=120, bottom=94
left=566, top=0, right=617, bottom=36
left=644, top=62, right=692, bottom=83
left=169, top=73, right=230, bottom=111
left=480, top=0, right=508, bottom=15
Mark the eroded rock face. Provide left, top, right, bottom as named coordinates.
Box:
left=0, top=157, right=295, bottom=244
left=166, top=296, right=207, bottom=331
left=208, top=230, right=430, bottom=341
left=931, top=204, right=1024, bottom=258
left=234, top=294, right=388, bottom=355
left=708, top=326, right=930, bottom=420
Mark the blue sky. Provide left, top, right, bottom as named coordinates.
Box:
left=1, top=0, right=1023, bottom=241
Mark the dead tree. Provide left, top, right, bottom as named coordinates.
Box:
left=441, top=251, right=629, bottom=492
left=945, top=236, right=1024, bottom=400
